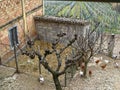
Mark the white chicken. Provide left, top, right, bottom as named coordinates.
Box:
left=39, top=75, right=44, bottom=84
left=112, top=55, right=117, bottom=60
left=104, top=60, right=109, bottom=64
left=79, top=70, right=83, bottom=77
left=114, top=62, right=119, bottom=68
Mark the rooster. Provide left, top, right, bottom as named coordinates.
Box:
left=89, top=70, right=92, bottom=77
left=100, top=64, right=107, bottom=70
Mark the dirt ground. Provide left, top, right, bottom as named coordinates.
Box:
left=0, top=65, right=55, bottom=90
left=5, top=40, right=71, bottom=82
left=1, top=40, right=120, bottom=90
left=65, top=55, right=120, bottom=90
left=0, top=55, right=120, bottom=90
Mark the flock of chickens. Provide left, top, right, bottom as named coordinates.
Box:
left=38, top=56, right=119, bottom=84
left=79, top=56, right=119, bottom=77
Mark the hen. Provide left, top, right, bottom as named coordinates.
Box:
left=79, top=70, right=83, bottom=77
left=100, top=64, right=107, bottom=69
left=89, top=70, right=92, bottom=77
left=95, top=60, right=100, bottom=64
left=39, top=75, right=44, bottom=85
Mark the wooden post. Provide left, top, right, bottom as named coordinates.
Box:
left=13, top=41, right=19, bottom=73
left=65, top=55, right=67, bottom=87
left=21, top=0, right=27, bottom=40
left=0, top=56, right=2, bottom=65
left=108, top=34, right=115, bottom=57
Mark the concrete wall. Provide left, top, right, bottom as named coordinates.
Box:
left=0, top=0, right=43, bottom=62
left=34, top=16, right=120, bottom=59
left=34, top=16, right=90, bottom=44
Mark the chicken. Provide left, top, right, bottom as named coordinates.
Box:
left=93, top=57, right=102, bottom=65
left=79, top=70, right=83, bottom=77
left=100, top=64, right=107, bottom=70
left=89, top=70, right=92, bottom=77
left=39, top=75, right=44, bottom=85
left=114, top=62, right=119, bottom=68
left=95, top=60, right=100, bottom=65
left=104, top=60, right=109, bottom=64
left=112, top=55, right=117, bottom=60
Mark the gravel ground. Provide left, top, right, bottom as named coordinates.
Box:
left=0, top=66, right=55, bottom=90
left=64, top=57, right=120, bottom=90
left=0, top=73, right=55, bottom=90
left=0, top=55, right=120, bottom=90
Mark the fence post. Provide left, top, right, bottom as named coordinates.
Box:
left=0, top=56, right=1, bottom=65
left=108, top=34, right=115, bottom=57
left=13, top=41, right=19, bottom=73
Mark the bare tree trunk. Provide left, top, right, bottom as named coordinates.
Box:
left=83, top=61, right=88, bottom=78
left=53, top=74, right=62, bottom=90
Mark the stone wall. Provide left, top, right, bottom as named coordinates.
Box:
left=0, top=0, right=43, bottom=62
left=34, top=16, right=90, bottom=44
left=101, top=34, right=120, bottom=59
left=34, top=16, right=120, bottom=59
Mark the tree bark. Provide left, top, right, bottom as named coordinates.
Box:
left=53, top=74, right=62, bottom=90
left=83, top=62, right=88, bottom=78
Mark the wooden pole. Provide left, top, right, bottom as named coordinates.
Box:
left=13, top=41, right=19, bottom=73
left=0, top=56, right=2, bottom=65
left=108, top=34, right=115, bottom=57
left=21, top=0, right=27, bottom=40
left=38, top=45, right=41, bottom=74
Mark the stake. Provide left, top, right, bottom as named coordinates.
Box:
left=39, top=60, right=41, bottom=74
left=13, top=41, right=19, bottom=73
left=38, top=45, right=41, bottom=75
left=21, top=0, right=27, bottom=41
left=65, top=70, right=67, bottom=87
left=0, top=56, right=2, bottom=65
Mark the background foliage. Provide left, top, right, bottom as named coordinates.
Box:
left=44, top=1, right=120, bottom=34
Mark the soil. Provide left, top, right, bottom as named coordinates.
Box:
left=0, top=40, right=120, bottom=90
left=64, top=55, right=120, bottom=90
left=0, top=55, right=120, bottom=90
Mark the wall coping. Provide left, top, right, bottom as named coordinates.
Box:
left=34, top=15, right=89, bottom=26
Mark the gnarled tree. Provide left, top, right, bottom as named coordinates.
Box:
left=19, top=33, right=81, bottom=90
